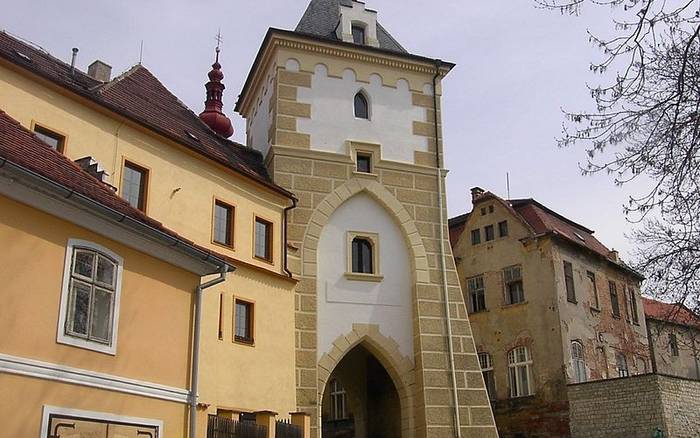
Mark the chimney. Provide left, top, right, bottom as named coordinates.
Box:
left=608, top=249, right=620, bottom=263
left=70, top=48, right=79, bottom=74
left=74, top=157, right=112, bottom=187
left=471, top=187, right=485, bottom=203
left=88, top=60, right=112, bottom=82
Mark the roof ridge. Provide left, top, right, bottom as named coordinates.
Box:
left=511, top=198, right=595, bottom=235
left=1, top=30, right=96, bottom=84
left=96, top=64, right=143, bottom=93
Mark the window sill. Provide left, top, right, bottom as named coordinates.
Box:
left=212, top=240, right=236, bottom=252
left=344, top=272, right=384, bottom=283
left=254, top=255, right=274, bottom=266
left=234, top=337, right=255, bottom=347
left=567, top=299, right=578, bottom=305
left=352, top=171, right=378, bottom=179
left=57, top=335, right=116, bottom=356
left=501, top=301, right=528, bottom=309
left=468, top=309, right=489, bottom=316
left=590, top=307, right=601, bottom=313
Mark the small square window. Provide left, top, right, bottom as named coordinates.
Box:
left=498, top=221, right=509, bottom=237
left=489, top=205, right=494, bottom=213
left=480, top=208, right=487, bottom=216
left=357, top=153, right=372, bottom=173
left=234, top=299, right=254, bottom=345
left=121, top=161, right=149, bottom=212
left=485, top=225, right=495, bottom=242
left=254, top=217, right=273, bottom=262
left=33, top=124, right=66, bottom=153
left=471, top=229, right=481, bottom=245
left=213, top=200, right=234, bottom=247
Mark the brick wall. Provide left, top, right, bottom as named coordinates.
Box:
left=568, top=374, right=700, bottom=438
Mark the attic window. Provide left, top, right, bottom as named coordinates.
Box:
left=14, top=50, right=31, bottom=62
left=573, top=232, right=586, bottom=242
left=185, top=130, right=200, bottom=142
left=352, top=25, right=366, bottom=45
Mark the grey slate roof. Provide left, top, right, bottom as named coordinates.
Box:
left=295, top=0, right=407, bottom=53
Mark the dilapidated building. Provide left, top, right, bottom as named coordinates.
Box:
left=449, top=188, right=650, bottom=438
left=645, top=298, right=700, bottom=380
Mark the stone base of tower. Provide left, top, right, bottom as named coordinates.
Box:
left=270, top=149, right=498, bottom=438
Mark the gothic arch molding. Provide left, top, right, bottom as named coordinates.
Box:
left=301, top=177, right=430, bottom=285
left=318, top=324, right=416, bottom=438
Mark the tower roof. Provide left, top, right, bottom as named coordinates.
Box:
left=295, top=0, right=407, bottom=53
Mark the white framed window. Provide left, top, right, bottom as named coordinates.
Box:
left=478, top=352, right=496, bottom=400
left=41, top=406, right=162, bottom=438
left=571, top=341, right=587, bottom=383
left=57, top=239, right=123, bottom=355
left=329, top=379, right=348, bottom=420
left=508, top=346, right=533, bottom=398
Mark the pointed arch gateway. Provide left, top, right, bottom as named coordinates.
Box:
left=319, top=324, right=416, bottom=438
left=303, top=179, right=429, bottom=438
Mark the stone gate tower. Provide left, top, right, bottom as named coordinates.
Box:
left=235, top=1, right=497, bottom=436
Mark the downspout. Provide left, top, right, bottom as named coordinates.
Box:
left=433, top=59, right=461, bottom=437
left=189, top=265, right=230, bottom=438
left=283, top=197, right=298, bottom=277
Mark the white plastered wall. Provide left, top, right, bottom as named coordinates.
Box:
left=297, top=64, right=429, bottom=164
left=317, top=193, right=413, bottom=360
left=247, top=69, right=276, bottom=157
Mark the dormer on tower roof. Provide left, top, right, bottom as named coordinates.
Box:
left=295, top=0, right=407, bottom=53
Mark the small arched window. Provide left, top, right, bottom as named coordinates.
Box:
left=571, top=341, right=586, bottom=383
left=351, top=237, right=373, bottom=274
left=354, top=92, right=369, bottom=120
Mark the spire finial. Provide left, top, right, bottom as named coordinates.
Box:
left=199, top=30, right=234, bottom=139
left=215, top=29, right=223, bottom=64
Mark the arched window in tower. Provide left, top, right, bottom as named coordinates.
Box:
left=354, top=91, right=369, bottom=120
left=351, top=237, right=374, bottom=274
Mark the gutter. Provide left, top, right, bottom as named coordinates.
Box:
left=283, top=197, right=298, bottom=277
left=0, top=156, right=234, bottom=274
left=189, top=266, right=229, bottom=438
left=432, top=59, right=461, bottom=437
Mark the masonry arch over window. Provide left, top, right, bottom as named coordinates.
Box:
left=508, top=345, right=533, bottom=398
left=354, top=90, right=370, bottom=120
left=57, top=239, right=124, bottom=355
left=571, top=340, right=586, bottom=383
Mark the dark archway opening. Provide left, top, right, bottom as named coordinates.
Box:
left=321, top=344, right=401, bottom=438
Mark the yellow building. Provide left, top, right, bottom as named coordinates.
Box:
left=0, top=108, right=233, bottom=437
left=0, top=29, right=298, bottom=435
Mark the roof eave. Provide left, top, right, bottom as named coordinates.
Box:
left=235, top=27, right=456, bottom=114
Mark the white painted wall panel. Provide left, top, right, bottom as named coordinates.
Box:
left=297, top=65, right=428, bottom=164
left=317, top=193, right=414, bottom=360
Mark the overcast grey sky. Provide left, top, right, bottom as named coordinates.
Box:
left=0, top=0, right=644, bottom=257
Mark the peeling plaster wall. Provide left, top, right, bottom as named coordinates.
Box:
left=553, top=243, right=649, bottom=382
left=647, top=319, right=700, bottom=380
left=452, top=199, right=569, bottom=437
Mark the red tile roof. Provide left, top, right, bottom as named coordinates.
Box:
left=509, top=198, right=613, bottom=259
left=0, top=108, right=230, bottom=267
left=644, top=298, right=700, bottom=329
left=448, top=192, right=642, bottom=279
left=0, top=31, right=293, bottom=199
